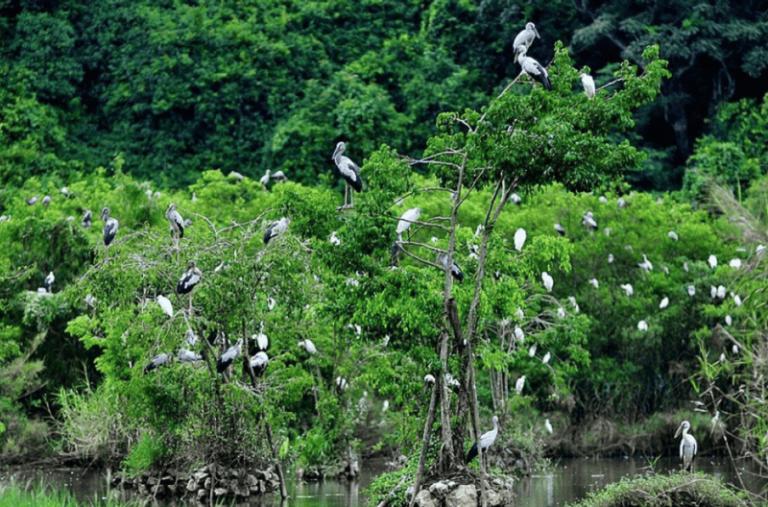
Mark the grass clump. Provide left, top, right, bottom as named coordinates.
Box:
left=568, top=472, right=747, bottom=507
left=0, top=482, right=136, bottom=507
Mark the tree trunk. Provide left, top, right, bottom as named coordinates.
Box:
left=408, top=382, right=439, bottom=507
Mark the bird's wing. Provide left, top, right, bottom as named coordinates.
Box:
left=522, top=58, right=542, bottom=76
left=692, top=436, right=698, bottom=456
left=338, top=158, right=360, bottom=182
left=512, top=30, right=528, bottom=49
left=679, top=438, right=684, bottom=458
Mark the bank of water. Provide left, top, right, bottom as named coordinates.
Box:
left=1, top=457, right=763, bottom=505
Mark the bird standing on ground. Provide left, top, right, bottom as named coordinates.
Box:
left=517, top=48, right=551, bottom=90
left=675, top=420, right=698, bottom=471
left=466, top=415, right=500, bottom=464
left=101, top=207, right=119, bottom=246
left=332, top=142, right=363, bottom=208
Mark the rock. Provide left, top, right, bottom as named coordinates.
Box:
left=414, top=489, right=438, bottom=507
left=146, top=476, right=158, bottom=486
left=186, top=479, right=197, bottom=492
left=445, top=484, right=477, bottom=507
left=160, top=475, right=174, bottom=485
left=197, top=488, right=207, bottom=500
left=429, top=481, right=451, bottom=498
left=213, top=487, right=229, bottom=497
left=246, top=474, right=258, bottom=487
left=204, top=477, right=211, bottom=489
left=485, top=488, right=503, bottom=506
left=193, top=470, right=209, bottom=481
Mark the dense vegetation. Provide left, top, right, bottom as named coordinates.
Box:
left=1, top=0, right=768, bottom=505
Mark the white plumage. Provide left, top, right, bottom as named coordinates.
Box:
left=330, top=231, right=341, bottom=246
left=465, top=416, right=500, bottom=463
left=513, top=22, right=540, bottom=54
left=637, top=320, right=648, bottom=332
left=638, top=254, right=653, bottom=272
left=157, top=295, right=174, bottom=317
left=516, top=49, right=551, bottom=90
left=589, top=278, right=599, bottom=289
left=668, top=231, right=679, bottom=241
left=249, top=351, right=269, bottom=376
left=514, top=228, right=527, bottom=252
left=542, top=352, right=551, bottom=364
left=264, top=217, right=290, bottom=245
left=582, top=211, right=597, bottom=230
left=620, top=283, right=634, bottom=297
left=515, top=376, right=526, bottom=395
left=298, top=339, right=318, bottom=355
left=253, top=329, right=269, bottom=352
left=724, top=315, right=732, bottom=326
left=44, top=272, right=55, bottom=293
left=729, top=258, right=742, bottom=269
left=659, top=296, right=669, bottom=309
left=217, top=339, right=243, bottom=373
left=545, top=418, right=554, bottom=434
left=514, top=326, right=525, bottom=342
left=607, top=253, right=615, bottom=264
left=541, top=272, right=554, bottom=292
left=178, top=349, right=202, bottom=363
left=707, top=255, right=718, bottom=269
left=687, top=285, right=696, bottom=297
left=580, top=73, right=595, bottom=98
left=396, top=208, right=421, bottom=240
left=424, top=374, right=436, bottom=385
left=675, top=420, right=698, bottom=471
left=528, top=344, right=537, bottom=357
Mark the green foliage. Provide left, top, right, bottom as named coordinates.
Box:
left=123, top=433, right=167, bottom=476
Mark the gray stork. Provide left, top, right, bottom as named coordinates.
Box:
left=466, top=415, right=500, bottom=464
left=516, top=48, right=551, bottom=90
left=101, top=207, right=119, bottom=246
left=144, top=353, right=170, bottom=373
left=27, top=196, right=38, bottom=206
left=42, top=195, right=51, bottom=207
left=437, top=252, right=464, bottom=282
left=264, top=217, right=290, bottom=245
left=178, top=349, right=202, bottom=363
left=165, top=203, right=185, bottom=246
left=582, top=211, right=597, bottom=231
left=249, top=351, right=269, bottom=377
left=332, top=141, right=363, bottom=208
left=554, top=223, right=566, bottom=236
left=271, top=170, right=287, bottom=183
left=675, top=420, right=698, bottom=471
left=82, top=209, right=92, bottom=228
left=580, top=73, right=596, bottom=98
left=513, top=22, right=540, bottom=55
left=217, top=338, right=243, bottom=374
left=44, top=271, right=55, bottom=293
left=176, top=261, right=202, bottom=294
left=424, top=373, right=436, bottom=385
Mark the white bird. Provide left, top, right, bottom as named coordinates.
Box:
left=638, top=254, right=653, bottom=272
left=178, top=349, right=202, bottom=363
left=541, top=272, right=554, bottom=292
left=542, top=352, right=551, bottom=364
left=84, top=294, right=96, bottom=308
left=267, top=296, right=276, bottom=311
left=607, top=253, right=615, bottom=264
left=298, top=339, right=318, bottom=355
left=27, top=196, right=38, bottom=205
left=510, top=193, right=522, bottom=205
left=513, top=22, right=540, bottom=54
left=637, top=320, right=648, bottom=332
left=382, top=400, right=389, bottom=412
left=264, top=217, right=290, bottom=244
left=217, top=339, right=243, bottom=373
left=444, top=373, right=461, bottom=390
left=733, top=293, right=742, bottom=306
left=329, top=231, right=341, bottom=246
left=514, top=326, right=525, bottom=342
left=582, top=211, right=597, bottom=230
left=157, top=295, right=174, bottom=317
left=514, top=228, right=527, bottom=252
left=580, top=73, right=595, bottom=98
left=659, top=296, right=669, bottom=309
left=253, top=327, right=269, bottom=352
left=589, top=278, right=599, bottom=289
left=757, top=244, right=766, bottom=255
left=515, top=308, right=524, bottom=320
left=515, top=376, right=526, bottom=395
left=44, top=272, right=55, bottom=293
left=545, top=419, right=554, bottom=434
left=719, top=352, right=726, bottom=362
left=396, top=208, right=421, bottom=241
left=716, top=285, right=726, bottom=299
left=228, top=171, right=245, bottom=181
left=708, top=255, right=718, bottom=269
left=101, top=207, right=119, bottom=246
left=568, top=296, right=579, bottom=312
left=259, top=169, right=271, bottom=187
left=620, top=283, right=634, bottom=297
left=599, top=195, right=608, bottom=203
left=42, top=195, right=51, bottom=207
left=336, top=376, right=348, bottom=391
left=675, top=420, right=698, bottom=471
left=683, top=262, right=690, bottom=272
left=517, top=48, right=551, bottom=90
left=185, top=328, right=198, bottom=347
left=176, top=261, right=202, bottom=294
left=249, top=351, right=269, bottom=376
left=710, top=286, right=717, bottom=299
left=424, top=374, right=436, bottom=385
left=617, top=197, right=627, bottom=209
left=528, top=344, right=537, bottom=357
left=668, top=231, right=679, bottom=241
left=687, top=285, right=696, bottom=297
left=332, top=142, right=363, bottom=208
left=724, top=315, right=732, bottom=326
left=556, top=307, right=566, bottom=319
left=729, top=258, right=742, bottom=269
left=165, top=203, right=185, bottom=240
left=465, top=415, right=500, bottom=463
left=732, top=344, right=739, bottom=354
left=554, top=223, right=566, bottom=236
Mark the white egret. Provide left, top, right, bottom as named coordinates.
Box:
left=580, top=73, right=595, bottom=98
left=298, top=339, right=318, bottom=355
left=637, top=320, right=649, bottom=332
left=396, top=208, right=421, bottom=241
left=514, top=228, right=527, bottom=252
left=708, top=255, right=718, bottom=269
left=541, top=272, right=554, bottom=292
left=589, top=278, right=599, bottom=289
left=659, top=297, right=669, bottom=309
left=157, top=295, right=174, bottom=317
left=620, top=283, right=634, bottom=297
left=515, top=376, right=526, bottom=394
left=675, top=420, right=698, bottom=472
left=687, top=285, right=696, bottom=297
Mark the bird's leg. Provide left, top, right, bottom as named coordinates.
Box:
left=344, top=184, right=349, bottom=208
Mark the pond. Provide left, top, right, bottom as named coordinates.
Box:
left=1, top=457, right=763, bottom=506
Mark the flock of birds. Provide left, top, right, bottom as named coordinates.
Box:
left=18, top=20, right=738, bottom=471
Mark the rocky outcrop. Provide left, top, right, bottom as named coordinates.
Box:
left=414, top=477, right=515, bottom=506
left=113, top=464, right=280, bottom=502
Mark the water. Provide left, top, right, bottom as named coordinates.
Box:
left=1, top=458, right=763, bottom=506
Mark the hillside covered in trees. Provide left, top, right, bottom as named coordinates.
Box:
left=1, top=1, right=768, bottom=506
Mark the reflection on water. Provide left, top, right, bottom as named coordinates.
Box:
left=513, top=457, right=765, bottom=507
left=1, top=457, right=764, bottom=506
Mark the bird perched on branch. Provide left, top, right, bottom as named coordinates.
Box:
left=332, top=141, right=363, bottom=208
left=249, top=351, right=269, bottom=377
left=176, top=261, right=202, bottom=294
left=165, top=203, right=185, bottom=247
left=101, top=207, right=119, bottom=246
left=513, top=22, right=540, bottom=55
left=264, top=217, right=290, bottom=245
left=580, top=73, right=595, bottom=98
left=144, top=353, right=170, bottom=373
left=217, top=339, right=243, bottom=374
left=438, top=252, right=464, bottom=282
left=516, top=48, right=551, bottom=90
left=466, top=415, right=500, bottom=464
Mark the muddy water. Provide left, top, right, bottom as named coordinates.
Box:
left=1, top=457, right=763, bottom=505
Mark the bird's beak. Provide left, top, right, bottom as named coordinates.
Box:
left=534, top=27, right=541, bottom=39
left=674, top=424, right=682, bottom=438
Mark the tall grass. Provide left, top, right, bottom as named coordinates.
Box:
left=0, top=482, right=137, bottom=507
